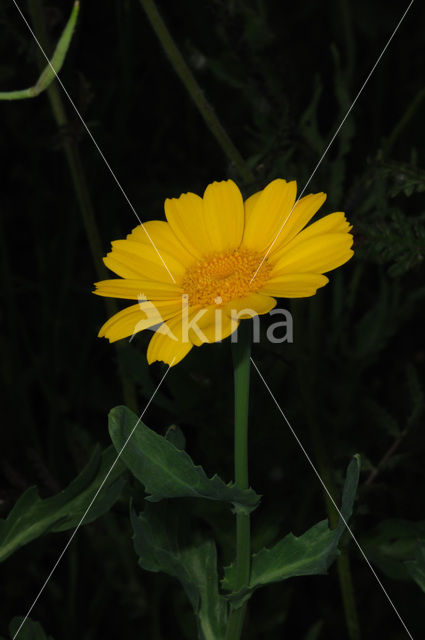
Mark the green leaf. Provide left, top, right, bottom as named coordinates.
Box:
left=8, top=617, right=54, bottom=640
left=0, top=446, right=127, bottom=562
left=131, top=502, right=227, bottom=640
left=0, top=2, right=79, bottom=101
left=109, top=405, right=260, bottom=513
left=222, top=455, right=360, bottom=608
left=405, top=541, right=425, bottom=593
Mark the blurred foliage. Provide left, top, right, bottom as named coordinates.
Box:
left=3, top=617, right=54, bottom=640
left=1, top=0, right=425, bottom=639
left=355, top=155, right=425, bottom=276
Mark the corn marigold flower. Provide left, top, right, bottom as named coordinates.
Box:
left=94, top=179, right=353, bottom=365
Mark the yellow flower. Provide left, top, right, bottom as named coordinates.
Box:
left=94, top=179, right=353, bottom=365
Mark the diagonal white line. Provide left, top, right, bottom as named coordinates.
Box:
left=250, top=0, right=414, bottom=284
left=11, top=0, right=176, bottom=284
left=250, top=356, right=415, bottom=640
left=12, top=360, right=174, bottom=640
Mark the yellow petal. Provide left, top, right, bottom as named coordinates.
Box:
left=102, top=254, right=144, bottom=280
left=296, top=211, right=352, bottom=237
left=242, top=179, right=297, bottom=253
left=93, top=278, right=182, bottom=300
left=104, top=241, right=186, bottom=283
left=271, top=210, right=351, bottom=261
left=165, top=192, right=211, bottom=259
left=186, top=306, right=239, bottom=346
left=271, top=233, right=354, bottom=276
left=244, top=189, right=261, bottom=219
left=98, top=299, right=182, bottom=342
left=268, top=192, right=327, bottom=257
left=203, top=180, right=244, bottom=251
left=224, top=293, right=277, bottom=319
left=127, top=220, right=195, bottom=268
left=147, top=313, right=193, bottom=366
left=259, top=273, right=329, bottom=297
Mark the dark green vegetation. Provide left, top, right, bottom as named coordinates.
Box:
left=1, top=0, right=425, bottom=638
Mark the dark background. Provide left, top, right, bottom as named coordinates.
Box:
left=1, top=0, right=425, bottom=638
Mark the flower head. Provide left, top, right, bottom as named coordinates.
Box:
left=94, top=179, right=353, bottom=365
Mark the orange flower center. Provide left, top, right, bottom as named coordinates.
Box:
left=181, top=248, right=271, bottom=306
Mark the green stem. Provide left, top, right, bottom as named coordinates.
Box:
left=27, top=0, right=108, bottom=286
left=307, top=411, right=360, bottom=640
left=337, top=549, right=361, bottom=640
left=291, top=300, right=361, bottom=640
left=139, top=0, right=255, bottom=186
left=339, top=0, right=355, bottom=85
left=225, top=323, right=252, bottom=640
left=0, top=1, right=79, bottom=100
left=27, top=0, right=138, bottom=414
left=383, top=86, right=425, bottom=156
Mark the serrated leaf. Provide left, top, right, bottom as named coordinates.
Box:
left=131, top=502, right=227, bottom=640
left=109, top=405, right=260, bottom=513
left=8, top=616, right=54, bottom=639
left=222, top=455, right=360, bottom=608
left=0, top=446, right=127, bottom=563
